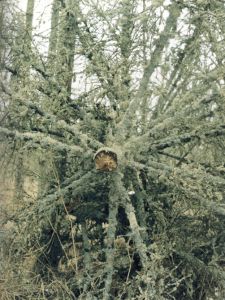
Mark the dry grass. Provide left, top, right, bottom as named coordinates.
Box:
left=0, top=168, right=40, bottom=299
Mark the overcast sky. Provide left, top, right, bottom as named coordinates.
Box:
left=17, top=0, right=52, bottom=54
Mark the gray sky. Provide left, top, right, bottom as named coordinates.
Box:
left=17, top=0, right=52, bottom=54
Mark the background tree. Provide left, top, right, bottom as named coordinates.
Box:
left=1, top=0, right=225, bottom=299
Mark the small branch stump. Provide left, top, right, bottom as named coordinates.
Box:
left=94, top=147, right=118, bottom=171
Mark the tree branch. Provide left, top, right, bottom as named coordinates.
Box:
left=0, top=127, right=84, bottom=155
left=103, top=182, right=119, bottom=300
left=15, top=97, right=103, bottom=149
left=119, top=2, right=182, bottom=134
left=150, top=125, right=225, bottom=151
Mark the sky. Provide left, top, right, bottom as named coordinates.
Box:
left=17, top=0, right=53, bottom=54
left=17, top=0, right=52, bottom=15
left=16, top=0, right=173, bottom=55
left=15, top=0, right=193, bottom=98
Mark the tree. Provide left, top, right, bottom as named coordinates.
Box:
left=1, top=0, right=225, bottom=299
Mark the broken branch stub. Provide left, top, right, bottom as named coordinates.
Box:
left=94, top=147, right=118, bottom=171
